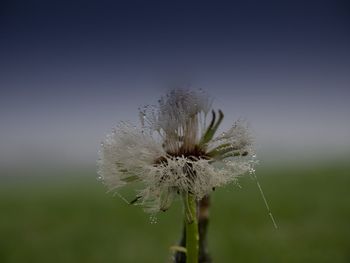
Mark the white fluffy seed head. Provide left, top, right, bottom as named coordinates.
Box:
left=98, top=89, right=256, bottom=213
left=97, top=122, right=166, bottom=191
left=208, top=120, right=254, bottom=156
left=139, top=89, right=212, bottom=155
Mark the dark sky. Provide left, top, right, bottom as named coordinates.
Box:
left=1, top=0, right=349, bottom=167
left=2, top=0, right=350, bottom=66
left=2, top=1, right=349, bottom=45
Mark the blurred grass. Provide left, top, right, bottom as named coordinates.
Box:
left=0, top=163, right=350, bottom=263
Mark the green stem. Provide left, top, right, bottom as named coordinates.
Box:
left=184, top=193, right=199, bottom=263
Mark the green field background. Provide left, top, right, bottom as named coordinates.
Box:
left=1, top=162, right=349, bottom=263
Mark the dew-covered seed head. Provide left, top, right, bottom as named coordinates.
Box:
left=97, top=88, right=256, bottom=213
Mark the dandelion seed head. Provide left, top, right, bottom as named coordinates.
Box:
left=208, top=119, right=254, bottom=157
left=98, top=88, right=256, bottom=213
left=97, top=122, right=166, bottom=191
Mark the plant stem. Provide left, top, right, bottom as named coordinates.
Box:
left=198, top=195, right=212, bottom=263
left=175, top=195, right=212, bottom=263
left=184, top=193, right=199, bottom=263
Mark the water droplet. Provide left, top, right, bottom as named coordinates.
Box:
left=100, top=142, right=104, bottom=147
left=249, top=168, right=256, bottom=175
left=149, top=214, right=158, bottom=224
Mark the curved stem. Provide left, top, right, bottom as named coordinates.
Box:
left=184, top=193, right=199, bottom=263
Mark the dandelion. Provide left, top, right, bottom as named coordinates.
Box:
left=98, top=88, right=255, bottom=263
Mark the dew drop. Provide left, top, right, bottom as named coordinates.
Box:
left=149, top=214, right=158, bottom=224
left=249, top=168, right=256, bottom=175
